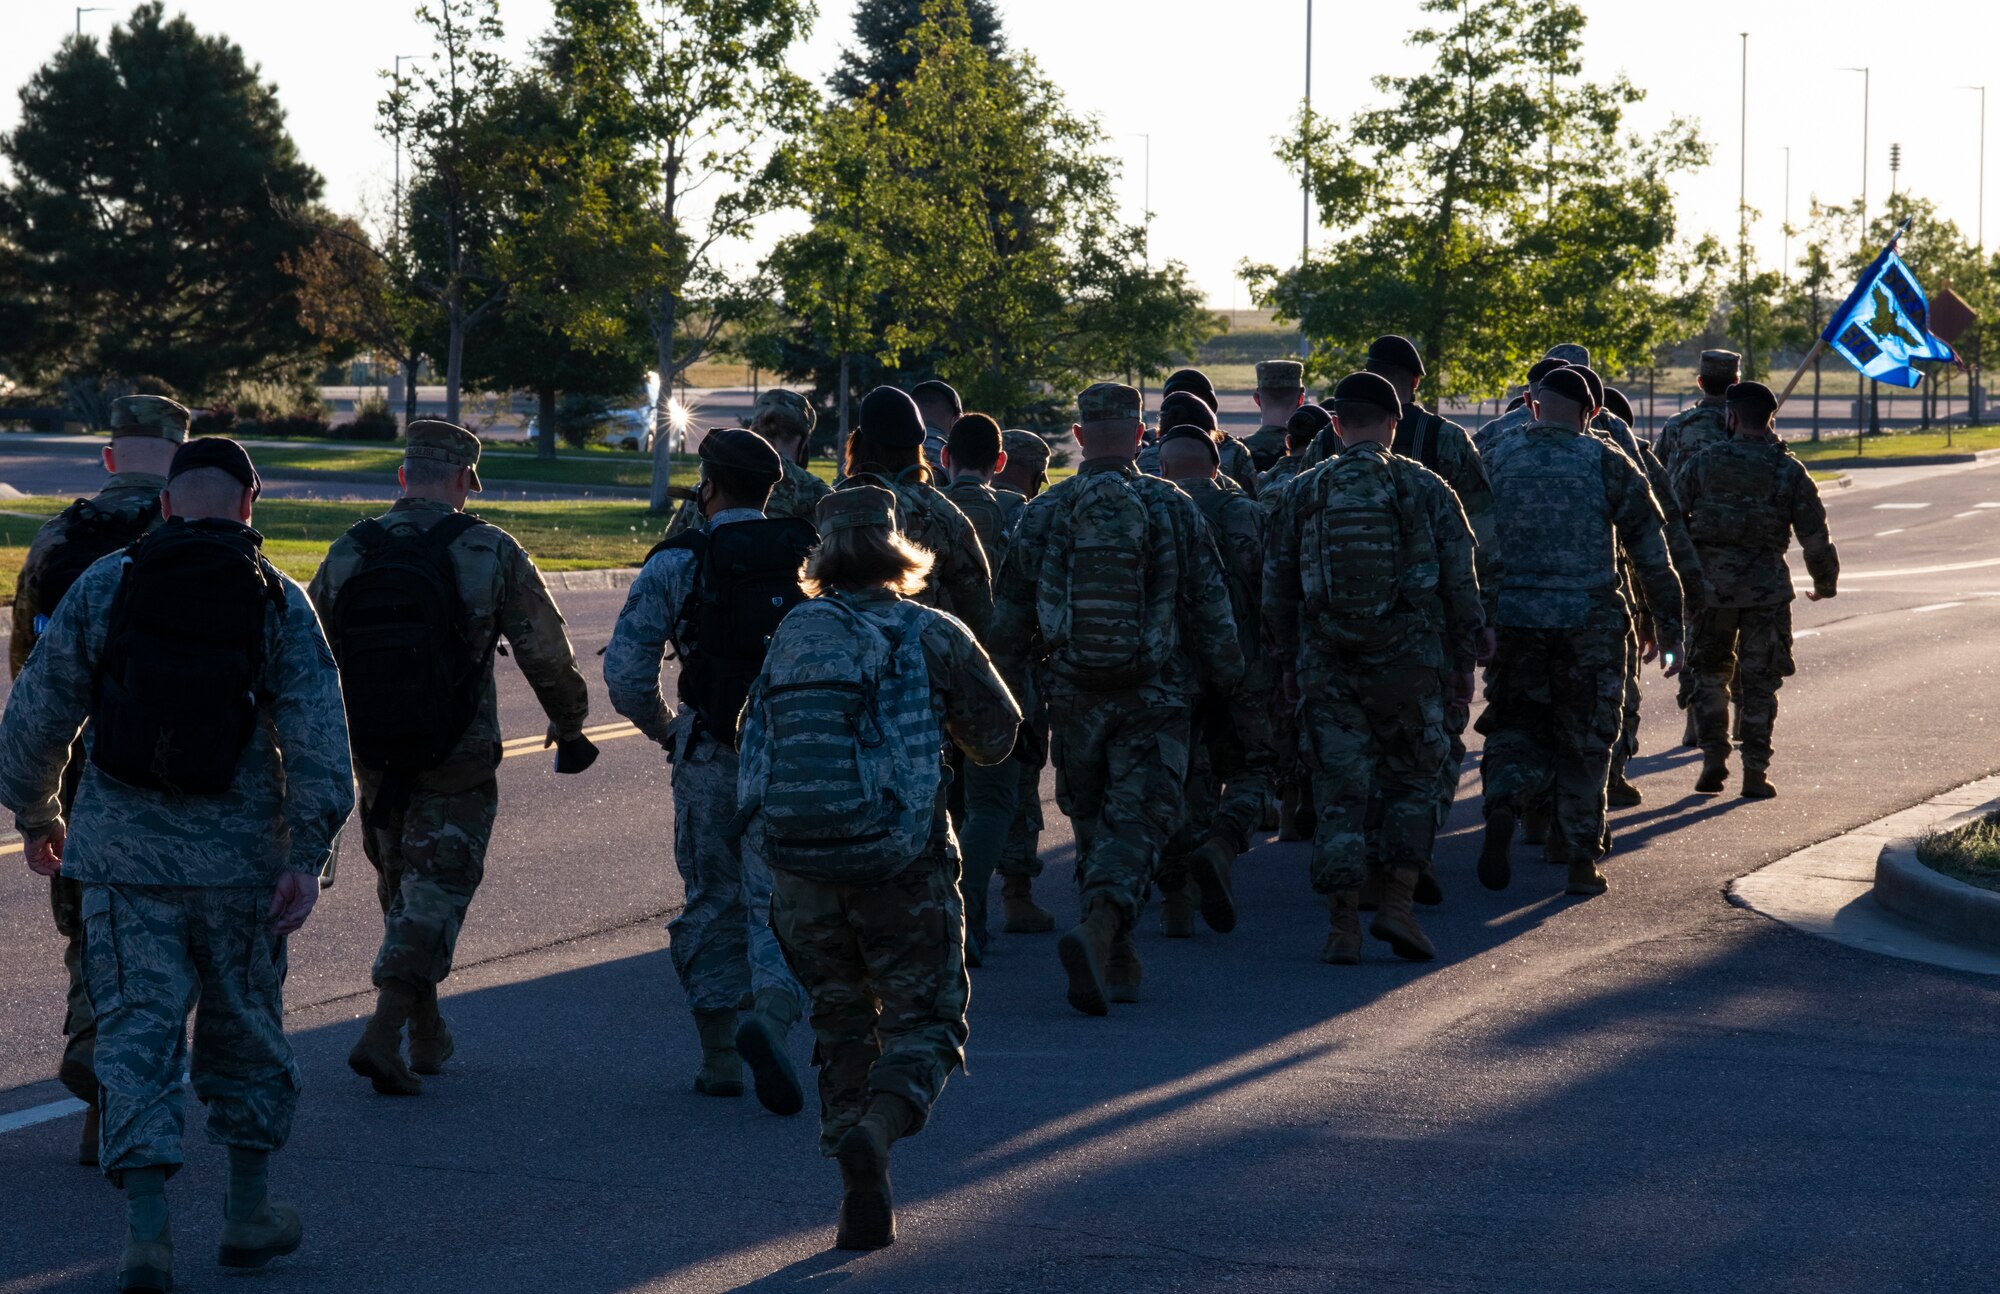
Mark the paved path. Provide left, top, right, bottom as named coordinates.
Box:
left=3, top=462, right=2000, bottom=1291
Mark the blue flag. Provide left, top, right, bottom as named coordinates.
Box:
left=1820, top=232, right=1957, bottom=388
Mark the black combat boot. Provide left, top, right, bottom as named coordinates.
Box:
left=407, top=984, right=454, bottom=1076
left=1695, top=756, right=1729, bottom=795
left=734, top=989, right=805, bottom=1116
left=1478, top=807, right=1516, bottom=891
left=835, top=1095, right=918, bottom=1250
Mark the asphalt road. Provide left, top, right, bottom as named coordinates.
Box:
left=3, top=461, right=1999, bottom=1291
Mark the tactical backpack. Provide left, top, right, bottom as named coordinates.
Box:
left=326, top=512, right=493, bottom=774
left=1687, top=444, right=1794, bottom=552
left=1037, top=470, right=1174, bottom=690
left=90, top=519, right=283, bottom=795
left=737, top=595, right=941, bottom=885
left=32, top=497, right=161, bottom=634
left=1297, top=450, right=1424, bottom=653
left=652, top=517, right=817, bottom=745
left=941, top=479, right=1008, bottom=576
left=1392, top=411, right=1445, bottom=474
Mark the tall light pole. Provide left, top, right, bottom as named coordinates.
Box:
left=74, top=7, right=106, bottom=37
left=1130, top=134, right=1151, bottom=267
left=1782, top=145, right=1792, bottom=286
left=1300, top=0, right=1313, bottom=362
left=1967, top=85, right=1988, bottom=252
left=1739, top=33, right=1752, bottom=377
left=392, top=54, right=422, bottom=245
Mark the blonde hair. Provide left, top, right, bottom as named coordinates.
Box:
left=801, top=525, right=935, bottom=598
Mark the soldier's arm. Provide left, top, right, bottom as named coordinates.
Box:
left=1177, top=498, right=1245, bottom=693
left=0, top=565, right=105, bottom=833
left=1441, top=428, right=1500, bottom=589
left=1260, top=486, right=1304, bottom=666
left=944, top=509, right=994, bottom=641
left=1790, top=464, right=1840, bottom=597
left=1424, top=476, right=1485, bottom=673
left=498, top=539, right=591, bottom=740
left=602, top=552, right=684, bottom=747
left=1639, top=442, right=1705, bottom=602
left=267, top=582, right=358, bottom=873
left=1607, top=455, right=1685, bottom=648
left=923, top=614, right=1021, bottom=766
left=9, top=545, right=42, bottom=680
left=987, top=502, right=1045, bottom=695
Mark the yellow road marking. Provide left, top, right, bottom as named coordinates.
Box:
left=501, top=721, right=644, bottom=759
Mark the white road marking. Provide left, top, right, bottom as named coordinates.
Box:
left=1875, top=528, right=1905, bottom=536
left=0, top=1098, right=85, bottom=1135
left=1979, top=502, right=2000, bottom=509
left=1842, top=557, right=2000, bottom=580
left=1912, top=602, right=1965, bottom=614
left=1874, top=502, right=1930, bottom=510
left=1795, top=629, right=1821, bottom=638
left=1954, top=511, right=1983, bottom=519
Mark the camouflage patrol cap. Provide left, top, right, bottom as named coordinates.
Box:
left=816, top=483, right=898, bottom=534
left=405, top=419, right=483, bottom=492
left=1077, top=382, right=1142, bottom=423
left=698, top=427, right=783, bottom=483
left=1700, top=349, right=1743, bottom=379
left=1365, top=335, right=1425, bottom=378
left=1255, top=360, right=1305, bottom=391
left=1001, top=428, right=1050, bottom=472
left=752, top=388, right=816, bottom=437
left=1543, top=343, right=1591, bottom=367
left=1158, top=423, right=1220, bottom=466
left=108, top=395, right=190, bottom=442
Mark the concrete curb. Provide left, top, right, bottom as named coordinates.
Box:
left=542, top=567, right=640, bottom=592
left=1875, top=837, right=2000, bottom=948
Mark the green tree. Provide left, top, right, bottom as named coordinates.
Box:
left=283, top=212, right=437, bottom=428
left=1244, top=0, right=1710, bottom=398
left=0, top=2, right=325, bottom=404
left=830, top=0, right=1004, bottom=99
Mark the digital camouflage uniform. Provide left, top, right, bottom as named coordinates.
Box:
left=1139, top=433, right=1260, bottom=496
left=991, top=458, right=1244, bottom=927
left=0, top=543, right=354, bottom=1178
left=748, top=586, right=1018, bottom=1155
left=1167, top=476, right=1275, bottom=869
left=1477, top=421, right=1684, bottom=863
left=1263, top=442, right=1483, bottom=892
left=10, top=469, right=168, bottom=1106
left=840, top=467, right=994, bottom=639
left=1672, top=434, right=1838, bottom=776
left=664, top=456, right=829, bottom=540
left=310, top=498, right=590, bottom=994
left=603, top=507, right=806, bottom=1015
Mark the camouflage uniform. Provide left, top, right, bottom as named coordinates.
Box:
left=11, top=470, right=169, bottom=1105
left=1656, top=399, right=1733, bottom=499
left=1672, top=434, right=1837, bottom=776
left=1138, top=434, right=1259, bottom=496
left=1473, top=401, right=1534, bottom=455
left=603, top=507, right=805, bottom=1014
left=1242, top=423, right=1290, bottom=473
left=310, top=498, right=590, bottom=994
left=0, top=540, right=354, bottom=1177
left=991, top=458, right=1244, bottom=926
left=840, top=467, right=993, bottom=639
left=1477, top=421, right=1684, bottom=863
left=664, top=456, right=829, bottom=539
left=1263, top=442, right=1483, bottom=891
left=987, top=484, right=1045, bottom=882
left=754, top=586, right=1018, bottom=1155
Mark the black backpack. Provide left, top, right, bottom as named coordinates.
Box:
left=326, top=512, right=493, bottom=774
left=33, top=497, right=161, bottom=630
left=1393, top=411, right=1445, bottom=473
left=654, top=517, right=818, bottom=746
left=90, top=519, right=283, bottom=795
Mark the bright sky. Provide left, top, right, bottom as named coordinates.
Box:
left=3, top=1, right=1993, bottom=306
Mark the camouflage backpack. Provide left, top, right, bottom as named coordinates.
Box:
left=1687, top=442, right=1793, bottom=551
left=1037, top=470, right=1175, bottom=690
left=1296, top=450, right=1425, bottom=653
left=736, top=594, right=941, bottom=885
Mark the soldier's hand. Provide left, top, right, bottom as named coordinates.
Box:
left=1476, top=628, right=1498, bottom=665
left=1806, top=588, right=1835, bottom=602
left=1639, top=635, right=1658, bottom=663
left=23, top=820, right=65, bottom=877
left=1659, top=647, right=1683, bottom=679
left=268, top=870, right=319, bottom=936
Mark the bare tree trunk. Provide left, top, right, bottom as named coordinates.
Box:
left=838, top=353, right=851, bottom=447
left=538, top=387, right=558, bottom=460
left=446, top=303, right=465, bottom=426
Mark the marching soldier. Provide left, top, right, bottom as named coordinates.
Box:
left=1243, top=360, right=1308, bottom=473
left=1161, top=366, right=1260, bottom=492
left=665, top=389, right=830, bottom=538
left=989, top=429, right=1057, bottom=935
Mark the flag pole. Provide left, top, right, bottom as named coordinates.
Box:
left=1773, top=339, right=1826, bottom=412
left=1777, top=216, right=1918, bottom=413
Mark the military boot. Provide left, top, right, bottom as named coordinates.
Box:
left=1520, top=804, right=1550, bottom=846
left=1369, top=868, right=1437, bottom=962
left=1606, top=762, right=1643, bottom=808
left=216, top=1147, right=302, bottom=1270
left=691, top=1008, right=744, bottom=1097
left=1158, top=877, right=1196, bottom=938
left=1695, top=755, right=1729, bottom=795
left=1357, top=870, right=1385, bottom=913
left=835, top=1094, right=918, bottom=1250
left=1187, top=835, right=1238, bottom=934
left=79, top=1100, right=100, bottom=1167
left=1740, top=769, right=1776, bottom=799
left=407, top=984, right=454, bottom=1077
left=1000, top=874, right=1055, bottom=934
left=1278, top=785, right=1307, bottom=842
left=1477, top=807, right=1516, bottom=891
left=734, top=989, right=805, bottom=1116
left=1260, top=797, right=1281, bottom=832
left=1680, top=709, right=1699, bottom=748
left=1565, top=860, right=1609, bottom=896
left=1105, top=931, right=1142, bottom=1004
left=347, top=984, right=422, bottom=1096
left=1319, top=891, right=1362, bottom=965
left=1056, top=896, right=1121, bottom=1017
left=118, top=1167, right=172, bottom=1294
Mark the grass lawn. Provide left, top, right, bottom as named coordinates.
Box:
left=1787, top=424, right=2000, bottom=467
left=1915, top=812, right=2000, bottom=894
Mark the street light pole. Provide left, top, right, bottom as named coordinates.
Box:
left=1782, top=145, right=1791, bottom=286
left=1842, top=67, right=1872, bottom=436
left=1132, top=134, right=1151, bottom=267
left=1967, top=85, right=1988, bottom=253
left=1739, top=33, right=1752, bottom=377
left=74, top=7, right=106, bottom=37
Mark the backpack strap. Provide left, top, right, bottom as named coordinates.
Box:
left=420, top=510, right=486, bottom=555
left=1418, top=413, right=1442, bottom=472
left=351, top=518, right=392, bottom=555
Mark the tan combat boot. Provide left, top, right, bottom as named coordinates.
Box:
left=1320, top=890, right=1362, bottom=965
left=1158, top=875, right=1196, bottom=938
left=1261, top=797, right=1281, bottom=832
left=216, top=1147, right=302, bottom=1271
left=1740, top=769, right=1776, bottom=799
left=1187, top=835, right=1239, bottom=934
left=1056, top=896, right=1122, bottom=1017
left=1357, top=870, right=1385, bottom=913
left=347, top=984, right=422, bottom=1096
left=1695, top=755, right=1729, bottom=794
left=1606, top=760, right=1643, bottom=807
left=1369, top=868, right=1437, bottom=962
left=1000, top=874, right=1055, bottom=934
left=118, top=1168, right=172, bottom=1294
left=835, top=1094, right=917, bottom=1250
left=1105, top=931, right=1142, bottom=1004
left=691, top=1008, right=744, bottom=1097
left=734, top=989, right=805, bottom=1116
left=1565, top=860, right=1609, bottom=896
left=407, top=984, right=454, bottom=1076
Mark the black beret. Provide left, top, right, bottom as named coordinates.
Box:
left=1158, top=423, right=1220, bottom=465
left=1602, top=387, right=1636, bottom=424
left=1365, top=335, right=1425, bottom=377
left=859, top=386, right=926, bottom=449
left=1537, top=367, right=1593, bottom=407
left=699, top=427, right=783, bottom=482
left=1570, top=364, right=1605, bottom=408
left=1331, top=371, right=1402, bottom=420
left=169, top=436, right=260, bottom=496
left=1725, top=381, right=1779, bottom=416
left=1286, top=403, right=1333, bottom=439
left=1527, top=357, right=1571, bottom=385
left=1161, top=367, right=1220, bottom=411
left=1158, top=389, right=1217, bottom=433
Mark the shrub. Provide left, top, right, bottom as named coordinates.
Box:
left=190, top=406, right=237, bottom=437
left=556, top=393, right=615, bottom=450
left=346, top=399, right=400, bottom=442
